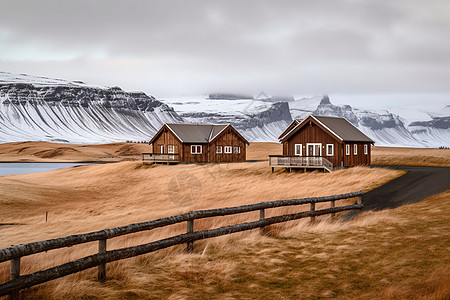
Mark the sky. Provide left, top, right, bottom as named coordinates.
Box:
left=0, top=0, right=449, bottom=108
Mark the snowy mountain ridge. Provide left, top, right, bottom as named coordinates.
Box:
left=0, top=72, right=448, bottom=147
left=0, top=71, right=182, bottom=143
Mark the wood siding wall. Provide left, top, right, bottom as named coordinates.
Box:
left=151, top=126, right=247, bottom=163
left=283, top=121, right=371, bottom=167
left=181, top=144, right=209, bottom=163
left=152, top=128, right=183, bottom=159
left=342, top=142, right=371, bottom=167
left=209, top=128, right=246, bottom=163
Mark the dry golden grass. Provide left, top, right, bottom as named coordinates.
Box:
left=246, top=142, right=282, bottom=161
left=2, top=141, right=449, bottom=168
left=0, top=142, right=448, bottom=299
left=1, top=187, right=448, bottom=299
left=372, top=146, right=450, bottom=167
left=0, top=141, right=152, bottom=162
left=0, top=141, right=282, bottom=163
left=0, top=161, right=401, bottom=248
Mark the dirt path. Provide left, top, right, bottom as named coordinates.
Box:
left=362, top=166, right=450, bottom=211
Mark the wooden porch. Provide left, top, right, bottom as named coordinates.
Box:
left=142, top=153, right=180, bottom=164
left=269, top=155, right=334, bottom=173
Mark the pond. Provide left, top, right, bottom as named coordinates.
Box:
left=0, top=163, right=93, bottom=176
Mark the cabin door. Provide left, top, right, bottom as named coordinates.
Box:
left=306, top=143, right=322, bottom=157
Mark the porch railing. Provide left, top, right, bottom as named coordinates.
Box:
left=269, top=155, right=333, bottom=171
left=142, top=153, right=180, bottom=164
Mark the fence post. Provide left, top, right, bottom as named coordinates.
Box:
left=186, top=220, right=194, bottom=253
left=98, top=239, right=107, bottom=282
left=9, top=257, right=20, bottom=300
left=330, top=200, right=336, bottom=219
left=259, top=208, right=265, bottom=232
left=310, top=202, right=316, bottom=222
left=357, top=196, right=362, bottom=205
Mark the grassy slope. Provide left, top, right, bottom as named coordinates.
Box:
left=11, top=190, right=450, bottom=300
left=372, top=147, right=450, bottom=167
left=0, top=160, right=401, bottom=247
left=0, top=141, right=152, bottom=162
left=1, top=141, right=449, bottom=167
left=0, top=142, right=448, bottom=299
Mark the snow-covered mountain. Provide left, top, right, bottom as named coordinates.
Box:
left=311, top=96, right=426, bottom=147
left=0, top=71, right=448, bottom=147
left=0, top=72, right=181, bottom=143
left=162, top=95, right=292, bottom=141
left=164, top=94, right=448, bottom=147
left=408, top=109, right=450, bottom=147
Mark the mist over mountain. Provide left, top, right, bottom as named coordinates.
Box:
left=0, top=72, right=448, bottom=147
left=164, top=93, right=448, bottom=147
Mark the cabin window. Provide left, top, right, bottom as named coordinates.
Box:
left=224, top=146, right=232, bottom=154
left=160, top=145, right=165, bottom=154
left=354, top=144, right=358, bottom=155
left=295, top=144, right=302, bottom=156
left=346, top=144, right=350, bottom=155
left=326, top=144, right=334, bottom=156
left=216, top=146, right=222, bottom=154
left=364, top=144, right=368, bottom=155
left=168, top=145, right=174, bottom=154
left=234, top=146, right=240, bottom=154
left=191, top=145, right=202, bottom=154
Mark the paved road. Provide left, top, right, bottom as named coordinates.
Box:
left=362, top=166, right=450, bottom=211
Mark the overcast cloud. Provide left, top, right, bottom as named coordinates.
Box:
left=0, top=0, right=449, bottom=105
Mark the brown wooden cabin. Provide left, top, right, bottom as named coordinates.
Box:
left=270, top=115, right=374, bottom=172
left=146, top=123, right=249, bottom=163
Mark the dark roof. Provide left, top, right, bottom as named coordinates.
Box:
left=280, top=115, right=374, bottom=143
left=150, top=123, right=250, bottom=145
left=166, top=123, right=228, bottom=143
left=313, top=116, right=374, bottom=142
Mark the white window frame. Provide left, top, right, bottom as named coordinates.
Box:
left=224, top=146, right=232, bottom=154
left=216, top=146, right=222, bottom=154
left=354, top=144, right=358, bottom=155
left=294, top=144, right=302, bottom=156
left=326, top=144, right=334, bottom=156
left=346, top=144, right=350, bottom=156
left=364, top=144, right=368, bottom=155
left=191, top=145, right=202, bottom=154
left=167, top=145, right=174, bottom=154
left=234, top=146, right=240, bottom=154
left=160, top=145, right=165, bottom=154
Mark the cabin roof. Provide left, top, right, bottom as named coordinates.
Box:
left=280, top=115, right=374, bottom=143
left=150, top=123, right=251, bottom=145
left=313, top=116, right=374, bottom=143
left=163, top=123, right=228, bottom=143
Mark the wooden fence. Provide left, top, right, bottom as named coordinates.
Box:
left=0, top=191, right=363, bottom=298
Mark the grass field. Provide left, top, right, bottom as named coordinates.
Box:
left=0, top=141, right=151, bottom=162
left=21, top=190, right=447, bottom=300
left=1, top=141, right=449, bottom=167
left=0, top=142, right=449, bottom=299
left=372, top=146, right=450, bottom=167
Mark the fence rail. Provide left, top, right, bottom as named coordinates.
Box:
left=0, top=191, right=363, bottom=298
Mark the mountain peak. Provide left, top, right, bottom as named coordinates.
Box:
left=320, top=95, right=331, bottom=105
